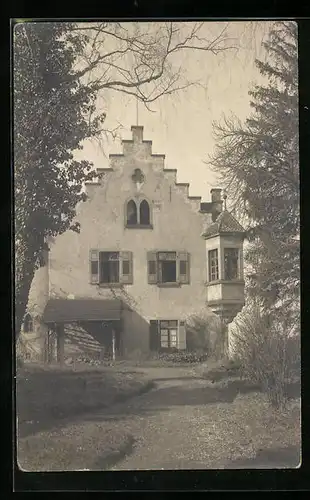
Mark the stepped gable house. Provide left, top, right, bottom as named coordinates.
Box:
left=23, top=125, right=244, bottom=363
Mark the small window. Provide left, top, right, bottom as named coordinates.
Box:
left=208, top=249, right=219, bottom=282
left=158, top=252, right=177, bottom=283
left=126, top=198, right=152, bottom=228
left=140, top=200, right=150, bottom=225
left=100, top=252, right=120, bottom=284
left=127, top=200, right=138, bottom=225
left=159, top=320, right=178, bottom=349
left=224, top=248, right=239, bottom=280
left=23, top=313, right=33, bottom=333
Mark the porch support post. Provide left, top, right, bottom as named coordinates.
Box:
left=56, top=323, right=65, bottom=366
left=112, top=328, right=116, bottom=362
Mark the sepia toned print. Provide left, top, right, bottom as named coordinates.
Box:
left=15, top=20, right=300, bottom=471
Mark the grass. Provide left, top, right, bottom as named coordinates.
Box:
left=191, top=360, right=301, bottom=468
left=16, top=362, right=153, bottom=471
left=16, top=362, right=151, bottom=429
left=18, top=421, right=135, bottom=472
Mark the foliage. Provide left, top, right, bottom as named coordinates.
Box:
left=14, top=22, right=103, bottom=337
left=185, top=311, right=222, bottom=357
left=209, top=21, right=299, bottom=321
left=232, top=304, right=300, bottom=408
left=155, top=350, right=208, bottom=364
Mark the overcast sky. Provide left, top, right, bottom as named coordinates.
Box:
left=76, top=21, right=274, bottom=204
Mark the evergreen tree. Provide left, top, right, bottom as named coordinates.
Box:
left=209, top=21, right=299, bottom=327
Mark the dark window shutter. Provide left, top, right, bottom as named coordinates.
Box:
left=178, top=320, right=186, bottom=350
left=149, top=320, right=160, bottom=351
left=90, top=250, right=99, bottom=284
left=147, top=251, right=157, bottom=284
left=178, top=252, right=190, bottom=284
left=120, top=251, right=133, bottom=284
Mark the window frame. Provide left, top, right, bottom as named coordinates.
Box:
left=223, top=247, right=240, bottom=281
left=147, top=251, right=190, bottom=286
left=99, top=251, right=120, bottom=285
left=126, top=199, right=138, bottom=226
left=208, top=248, right=219, bottom=282
left=23, top=313, right=33, bottom=333
left=125, top=198, right=153, bottom=229
left=159, top=320, right=178, bottom=350
left=90, top=250, right=133, bottom=286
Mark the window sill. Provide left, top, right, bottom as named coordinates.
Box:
left=206, top=279, right=245, bottom=286
left=157, top=282, right=181, bottom=288
left=125, top=224, right=153, bottom=229
left=98, top=283, right=123, bottom=288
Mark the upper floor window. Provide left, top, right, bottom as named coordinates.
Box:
left=224, top=248, right=239, bottom=280
left=208, top=249, right=219, bottom=282
left=90, top=250, right=133, bottom=286
left=127, top=200, right=138, bottom=225
left=147, top=251, right=190, bottom=286
left=140, top=199, right=150, bottom=225
left=126, top=199, right=151, bottom=228
left=23, top=313, right=33, bottom=333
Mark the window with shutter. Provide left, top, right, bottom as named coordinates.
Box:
left=178, top=252, right=190, bottom=284
left=159, top=320, right=179, bottom=350
left=147, top=251, right=190, bottom=285
left=120, top=251, right=133, bottom=284
left=90, top=249, right=99, bottom=284
left=99, top=251, right=120, bottom=284
left=147, top=251, right=158, bottom=283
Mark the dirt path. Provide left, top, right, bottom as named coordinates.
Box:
left=84, top=366, right=300, bottom=470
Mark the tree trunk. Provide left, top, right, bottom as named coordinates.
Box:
left=15, top=246, right=37, bottom=340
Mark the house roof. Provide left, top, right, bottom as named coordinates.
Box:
left=202, top=210, right=245, bottom=239
left=43, top=298, right=125, bottom=323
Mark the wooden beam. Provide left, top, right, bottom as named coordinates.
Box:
left=56, top=324, right=65, bottom=366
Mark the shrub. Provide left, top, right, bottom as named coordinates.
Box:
left=157, top=350, right=208, bottom=364
left=16, top=333, right=41, bottom=363
left=232, top=305, right=300, bottom=408
left=185, top=310, right=222, bottom=357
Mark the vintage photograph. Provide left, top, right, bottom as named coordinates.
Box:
left=14, top=20, right=300, bottom=471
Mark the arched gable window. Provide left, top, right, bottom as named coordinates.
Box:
left=23, top=313, right=33, bottom=333
left=126, top=199, right=138, bottom=225
left=140, top=199, right=150, bottom=225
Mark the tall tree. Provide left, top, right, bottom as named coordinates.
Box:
left=14, top=21, right=234, bottom=338
left=209, top=21, right=299, bottom=327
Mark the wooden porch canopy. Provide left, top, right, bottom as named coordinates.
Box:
left=43, top=298, right=124, bottom=324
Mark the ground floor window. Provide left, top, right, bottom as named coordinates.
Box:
left=159, top=320, right=178, bottom=349
left=150, top=319, right=186, bottom=352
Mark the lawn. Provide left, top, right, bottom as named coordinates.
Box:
left=192, top=360, right=301, bottom=468
left=16, top=362, right=153, bottom=470
left=16, top=362, right=152, bottom=431
left=18, top=420, right=136, bottom=471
